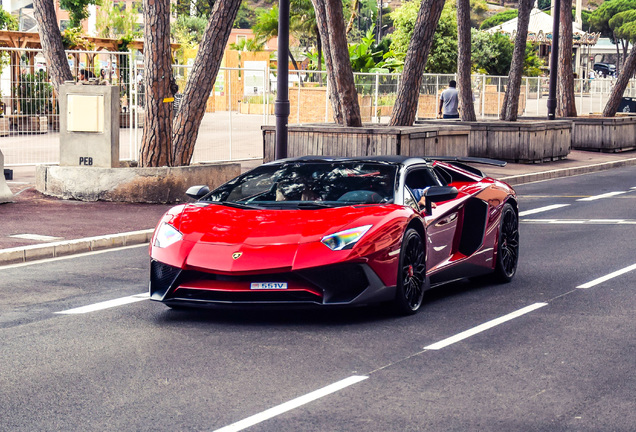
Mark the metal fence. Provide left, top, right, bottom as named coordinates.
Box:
left=2, top=47, right=636, bottom=167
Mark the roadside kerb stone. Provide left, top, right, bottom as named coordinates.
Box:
left=0, top=229, right=154, bottom=266
left=500, top=156, right=636, bottom=186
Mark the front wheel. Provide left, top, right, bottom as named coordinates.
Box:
left=393, top=228, right=426, bottom=315
left=491, top=203, right=519, bottom=283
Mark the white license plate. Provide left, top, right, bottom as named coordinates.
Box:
left=250, top=282, right=288, bottom=290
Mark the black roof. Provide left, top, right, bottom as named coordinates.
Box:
left=267, top=155, right=506, bottom=168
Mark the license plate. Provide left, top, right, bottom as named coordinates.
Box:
left=250, top=282, right=288, bottom=290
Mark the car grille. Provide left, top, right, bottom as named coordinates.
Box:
left=150, top=260, right=182, bottom=298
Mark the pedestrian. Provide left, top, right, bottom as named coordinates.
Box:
left=438, top=80, right=460, bottom=119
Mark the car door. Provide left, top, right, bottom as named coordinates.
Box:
left=404, top=167, right=460, bottom=273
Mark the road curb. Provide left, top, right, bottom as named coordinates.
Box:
left=0, top=229, right=154, bottom=266
left=499, top=157, right=636, bottom=186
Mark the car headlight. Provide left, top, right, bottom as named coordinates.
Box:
left=154, top=223, right=183, bottom=248
left=321, top=225, right=372, bottom=251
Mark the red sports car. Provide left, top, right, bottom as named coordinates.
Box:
left=149, top=156, right=519, bottom=315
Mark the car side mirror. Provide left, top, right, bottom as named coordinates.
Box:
left=423, top=186, right=458, bottom=215
left=186, top=185, right=210, bottom=200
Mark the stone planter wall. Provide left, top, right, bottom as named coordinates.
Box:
left=417, top=119, right=571, bottom=163
left=36, top=163, right=241, bottom=203
left=570, top=115, right=636, bottom=152
left=262, top=124, right=471, bottom=163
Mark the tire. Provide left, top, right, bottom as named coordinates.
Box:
left=491, top=203, right=519, bottom=283
left=393, top=228, right=426, bottom=315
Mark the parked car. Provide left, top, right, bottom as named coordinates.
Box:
left=593, top=63, right=616, bottom=76
left=148, top=156, right=519, bottom=315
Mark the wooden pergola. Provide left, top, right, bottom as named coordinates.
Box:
left=0, top=30, right=179, bottom=114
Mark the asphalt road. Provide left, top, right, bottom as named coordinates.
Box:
left=1, top=167, right=635, bottom=432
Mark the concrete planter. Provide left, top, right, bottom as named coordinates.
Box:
left=17, top=116, right=48, bottom=134
left=36, top=163, right=241, bottom=203
left=0, top=117, right=9, bottom=137
left=570, top=115, right=636, bottom=152
left=262, top=123, right=471, bottom=163
left=417, top=119, right=572, bottom=163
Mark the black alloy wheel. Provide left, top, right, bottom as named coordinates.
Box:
left=394, top=228, right=426, bottom=315
left=492, top=203, right=519, bottom=283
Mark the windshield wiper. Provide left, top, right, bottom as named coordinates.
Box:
left=295, top=202, right=335, bottom=209
left=212, top=201, right=260, bottom=210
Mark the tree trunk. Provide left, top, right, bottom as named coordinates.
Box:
left=346, top=0, right=359, bottom=34
left=389, top=0, right=446, bottom=126
left=171, top=0, right=242, bottom=166
left=33, top=0, right=73, bottom=94
left=140, top=0, right=173, bottom=167
left=556, top=0, right=577, bottom=117
left=603, top=47, right=636, bottom=117
left=456, top=0, right=476, bottom=121
left=312, top=0, right=362, bottom=126
left=499, top=0, right=532, bottom=121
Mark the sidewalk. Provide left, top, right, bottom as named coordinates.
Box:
left=2, top=150, right=636, bottom=265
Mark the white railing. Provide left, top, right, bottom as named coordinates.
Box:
left=2, top=48, right=636, bottom=167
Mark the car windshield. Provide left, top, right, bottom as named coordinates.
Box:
left=203, top=161, right=398, bottom=208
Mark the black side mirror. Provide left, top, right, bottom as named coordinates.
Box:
left=423, top=186, right=458, bottom=215
left=186, top=185, right=210, bottom=200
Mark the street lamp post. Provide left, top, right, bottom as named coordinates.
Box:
left=547, top=0, right=561, bottom=120
left=275, top=0, right=290, bottom=159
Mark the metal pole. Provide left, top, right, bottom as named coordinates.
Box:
left=547, top=0, right=561, bottom=120
left=275, top=0, right=290, bottom=159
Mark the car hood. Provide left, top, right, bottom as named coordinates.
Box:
left=172, top=203, right=401, bottom=272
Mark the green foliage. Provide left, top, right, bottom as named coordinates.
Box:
left=229, top=36, right=267, bottom=52
left=479, top=9, right=518, bottom=30
left=0, top=9, right=18, bottom=30
left=95, top=0, right=141, bottom=39
left=523, top=42, right=544, bottom=76
left=234, top=2, right=259, bottom=29
left=389, top=0, right=457, bottom=73
left=611, top=10, right=636, bottom=41
left=61, top=27, right=95, bottom=50
left=348, top=26, right=400, bottom=72
left=15, top=71, right=54, bottom=115
left=171, top=15, right=208, bottom=48
left=471, top=29, right=513, bottom=75
left=537, top=0, right=551, bottom=10
left=253, top=6, right=280, bottom=38
left=470, top=0, right=490, bottom=27
left=424, top=2, right=458, bottom=73
left=388, top=0, right=420, bottom=55
left=59, top=0, right=100, bottom=28
left=589, top=0, right=636, bottom=38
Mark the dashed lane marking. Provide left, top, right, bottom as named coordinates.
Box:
left=55, top=293, right=149, bottom=314
left=213, top=376, right=369, bottom=432
left=521, top=219, right=636, bottom=225
left=423, top=303, right=548, bottom=350
left=519, top=204, right=570, bottom=216
left=577, top=263, right=636, bottom=289
left=577, top=191, right=628, bottom=201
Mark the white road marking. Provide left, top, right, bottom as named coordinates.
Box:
left=0, top=244, right=148, bottom=270
left=521, top=219, right=636, bottom=225
left=56, top=293, right=149, bottom=314
left=423, top=303, right=548, bottom=350
left=213, top=375, right=368, bottom=432
left=577, top=191, right=628, bottom=201
left=519, top=204, right=570, bottom=216
left=577, top=263, right=636, bottom=289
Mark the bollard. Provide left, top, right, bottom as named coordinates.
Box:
left=0, top=149, right=13, bottom=203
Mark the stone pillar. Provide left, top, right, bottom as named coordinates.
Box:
left=0, top=149, right=13, bottom=203
left=59, top=83, right=120, bottom=168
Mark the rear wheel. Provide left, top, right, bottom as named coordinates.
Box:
left=492, top=203, right=519, bottom=283
left=393, top=229, right=426, bottom=315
